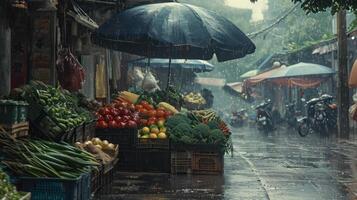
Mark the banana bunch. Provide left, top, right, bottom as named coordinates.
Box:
left=184, top=92, right=206, bottom=105
left=192, top=110, right=218, bottom=122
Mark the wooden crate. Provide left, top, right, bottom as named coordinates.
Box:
left=0, top=122, right=29, bottom=138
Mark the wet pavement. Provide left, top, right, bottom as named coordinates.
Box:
left=95, top=126, right=357, bottom=200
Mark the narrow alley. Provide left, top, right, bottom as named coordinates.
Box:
left=96, top=127, right=357, bottom=200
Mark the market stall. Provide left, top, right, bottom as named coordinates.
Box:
left=92, top=88, right=232, bottom=174
left=0, top=81, right=121, bottom=199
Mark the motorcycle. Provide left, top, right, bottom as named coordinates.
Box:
left=230, top=109, right=248, bottom=127
left=297, top=94, right=337, bottom=137
left=255, top=100, right=274, bottom=132
left=285, top=102, right=298, bottom=128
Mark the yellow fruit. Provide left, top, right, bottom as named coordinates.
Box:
left=157, top=132, right=167, bottom=139
left=149, top=133, right=158, bottom=139
left=119, top=91, right=139, bottom=104
left=142, top=127, right=150, bottom=134
left=158, top=102, right=179, bottom=114
left=151, top=127, right=160, bottom=134
left=157, top=120, right=165, bottom=128
left=159, top=127, right=167, bottom=133
left=141, top=134, right=149, bottom=139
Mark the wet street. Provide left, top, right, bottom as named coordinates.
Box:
left=95, top=126, right=357, bottom=200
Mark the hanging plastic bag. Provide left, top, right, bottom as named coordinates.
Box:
left=349, top=59, right=357, bottom=88
left=56, top=49, right=85, bottom=92
left=349, top=104, right=357, bottom=121
left=142, top=70, right=160, bottom=92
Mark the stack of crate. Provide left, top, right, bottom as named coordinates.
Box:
left=0, top=100, right=29, bottom=138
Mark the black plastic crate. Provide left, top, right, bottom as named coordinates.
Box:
left=91, top=165, right=104, bottom=195
left=84, top=121, right=96, bottom=141
left=171, top=143, right=222, bottom=152
left=136, top=138, right=170, bottom=150
left=96, top=128, right=137, bottom=149
left=16, top=172, right=90, bottom=200
left=75, top=124, right=84, bottom=143
left=137, top=149, right=170, bottom=173
left=171, top=151, right=192, bottom=174
left=116, top=150, right=138, bottom=171
left=192, top=152, right=224, bottom=175
left=29, top=120, right=75, bottom=143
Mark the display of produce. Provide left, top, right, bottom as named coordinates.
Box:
left=138, top=120, right=167, bottom=139
left=128, top=86, right=183, bottom=109
left=75, top=138, right=118, bottom=166
left=10, top=81, right=95, bottom=140
left=184, top=92, right=206, bottom=105
left=96, top=101, right=140, bottom=129
left=191, top=110, right=230, bottom=136
left=0, top=169, right=22, bottom=200
left=0, top=132, right=98, bottom=179
left=167, top=111, right=232, bottom=153
left=134, top=101, right=173, bottom=127
left=117, top=91, right=140, bottom=104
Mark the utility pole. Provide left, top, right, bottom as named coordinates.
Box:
left=0, top=2, right=11, bottom=97
left=337, top=10, right=349, bottom=139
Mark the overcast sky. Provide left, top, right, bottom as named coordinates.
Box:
left=225, top=0, right=268, bottom=21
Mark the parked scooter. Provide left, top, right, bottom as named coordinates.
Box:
left=297, top=94, right=337, bottom=137
left=255, top=100, right=274, bottom=132
left=285, top=102, right=298, bottom=128
left=230, top=109, right=248, bottom=127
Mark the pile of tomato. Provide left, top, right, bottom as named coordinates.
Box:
left=134, top=101, right=173, bottom=127
left=95, top=101, right=140, bottom=129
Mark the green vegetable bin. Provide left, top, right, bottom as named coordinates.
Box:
left=17, top=101, right=29, bottom=122
left=0, top=100, right=18, bottom=124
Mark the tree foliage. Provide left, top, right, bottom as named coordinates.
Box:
left=251, top=0, right=357, bottom=14
left=182, top=0, right=334, bottom=82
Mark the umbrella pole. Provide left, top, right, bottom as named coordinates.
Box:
left=167, top=57, right=172, bottom=89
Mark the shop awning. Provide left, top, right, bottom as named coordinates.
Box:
left=240, top=69, right=259, bottom=78
left=246, top=67, right=282, bottom=85
left=225, top=82, right=243, bottom=93
left=68, top=0, right=98, bottom=30
left=195, top=77, right=226, bottom=87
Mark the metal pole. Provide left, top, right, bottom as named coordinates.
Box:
left=167, top=57, right=172, bottom=90
left=337, top=10, right=349, bottom=139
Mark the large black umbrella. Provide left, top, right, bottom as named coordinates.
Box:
left=92, top=2, right=255, bottom=61
left=92, top=2, right=255, bottom=87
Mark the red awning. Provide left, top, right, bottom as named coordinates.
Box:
left=245, top=67, right=282, bottom=86
left=271, top=77, right=325, bottom=89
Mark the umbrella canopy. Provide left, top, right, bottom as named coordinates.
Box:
left=240, top=69, right=259, bottom=78
left=129, top=58, right=214, bottom=72
left=92, top=2, right=255, bottom=62
left=246, top=62, right=334, bottom=88
left=268, top=62, right=335, bottom=79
